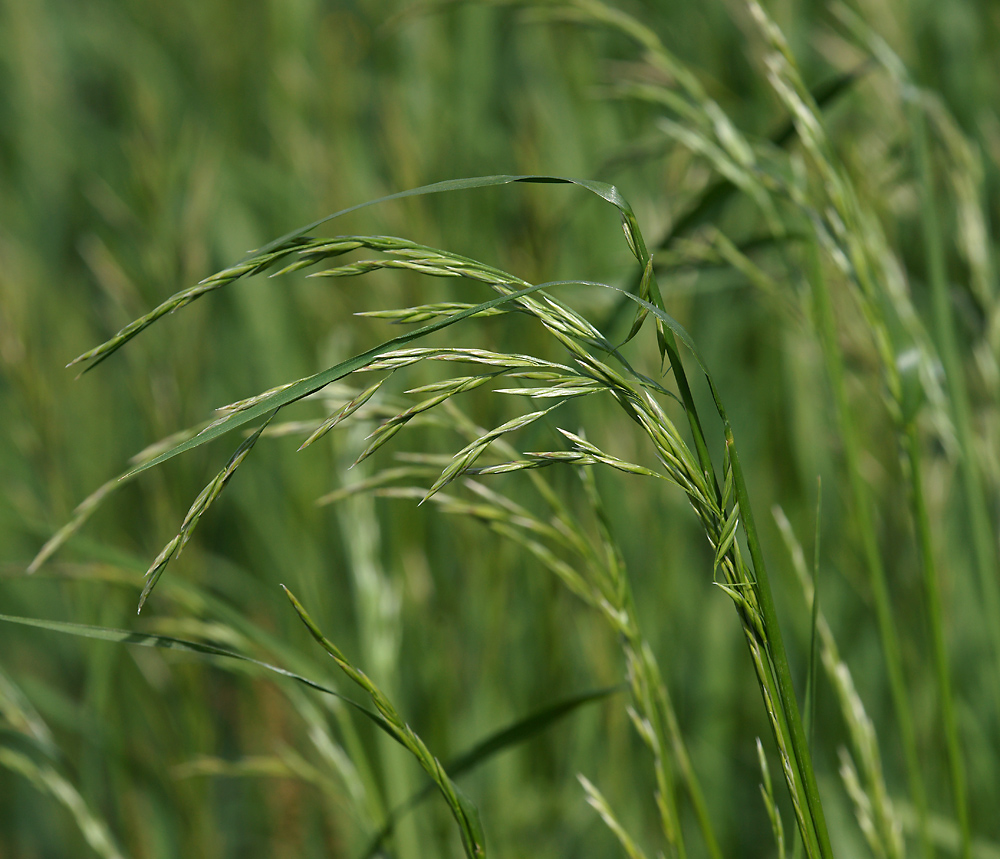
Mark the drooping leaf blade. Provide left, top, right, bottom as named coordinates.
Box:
left=246, top=175, right=633, bottom=262
left=0, top=613, right=396, bottom=739
left=70, top=175, right=640, bottom=375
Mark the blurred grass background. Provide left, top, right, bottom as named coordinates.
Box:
left=1, top=0, right=998, bottom=856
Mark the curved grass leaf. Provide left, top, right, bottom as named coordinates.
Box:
left=245, top=175, right=632, bottom=262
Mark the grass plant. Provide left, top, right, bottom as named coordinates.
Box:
left=2, top=0, right=999, bottom=857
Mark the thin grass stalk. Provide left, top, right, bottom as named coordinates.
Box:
left=911, top=96, right=1000, bottom=701
left=775, top=508, right=905, bottom=859
left=909, top=102, right=982, bottom=859
left=562, top=6, right=835, bottom=847
left=805, top=235, right=933, bottom=859
left=723, top=428, right=831, bottom=859
left=901, top=420, right=970, bottom=858
left=757, top=736, right=787, bottom=859
left=622, top=293, right=829, bottom=856
left=573, top=467, right=686, bottom=855
left=626, top=640, right=687, bottom=858
left=749, top=17, right=940, bottom=854
left=338, top=432, right=424, bottom=859
left=830, top=12, right=1000, bottom=727
left=639, top=250, right=833, bottom=857
left=578, top=775, right=651, bottom=859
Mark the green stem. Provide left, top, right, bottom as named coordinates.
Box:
left=629, top=218, right=720, bottom=505
left=807, top=237, right=933, bottom=859
left=640, top=251, right=832, bottom=857
left=911, top=97, right=1000, bottom=729
left=909, top=97, right=996, bottom=859
left=903, top=422, right=971, bottom=858
left=725, top=428, right=833, bottom=859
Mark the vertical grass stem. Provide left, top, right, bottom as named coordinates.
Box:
left=911, top=98, right=1000, bottom=723
left=806, top=236, right=933, bottom=859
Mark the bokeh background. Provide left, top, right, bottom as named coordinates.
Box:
left=2, top=0, right=999, bottom=856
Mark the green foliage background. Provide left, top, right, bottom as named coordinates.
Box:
left=1, top=0, right=998, bottom=856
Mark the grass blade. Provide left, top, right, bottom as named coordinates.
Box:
left=0, top=613, right=396, bottom=739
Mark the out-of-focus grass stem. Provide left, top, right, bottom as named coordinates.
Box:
left=911, top=96, right=1000, bottom=722
left=910, top=96, right=996, bottom=859
left=805, top=235, right=933, bottom=859
left=902, top=420, right=970, bottom=859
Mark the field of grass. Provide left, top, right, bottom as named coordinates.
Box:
left=2, top=0, right=999, bottom=856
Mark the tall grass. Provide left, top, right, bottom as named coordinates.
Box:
left=1, top=0, right=998, bottom=857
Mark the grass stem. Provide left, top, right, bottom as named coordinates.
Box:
left=806, top=235, right=933, bottom=859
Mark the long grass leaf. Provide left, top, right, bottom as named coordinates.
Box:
left=245, top=175, right=632, bottom=261
left=0, top=613, right=396, bottom=738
